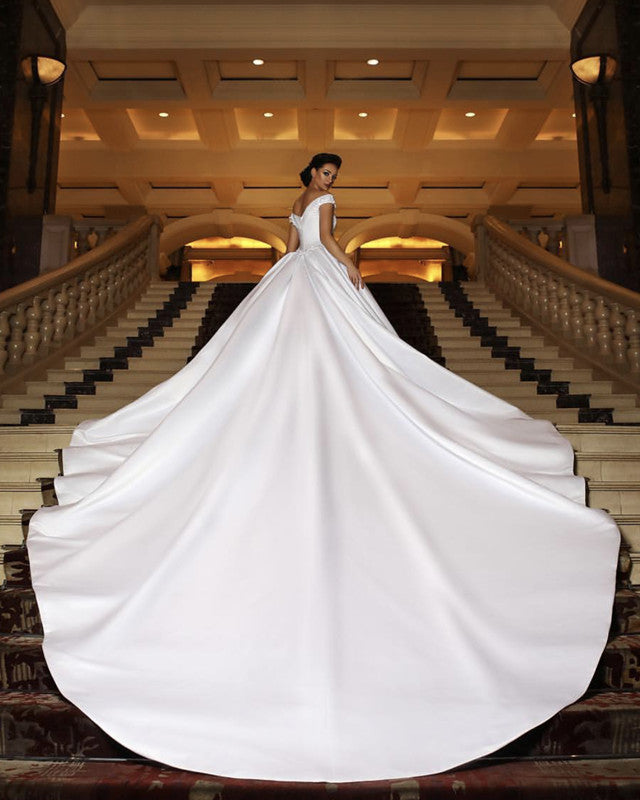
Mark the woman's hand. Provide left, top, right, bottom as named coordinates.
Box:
left=346, top=263, right=364, bottom=290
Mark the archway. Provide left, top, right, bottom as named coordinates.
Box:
left=338, top=211, right=475, bottom=279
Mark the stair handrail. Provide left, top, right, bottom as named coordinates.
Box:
left=0, top=215, right=162, bottom=391
left=474, top=214, right=640, bottom=393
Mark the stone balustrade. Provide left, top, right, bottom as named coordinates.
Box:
left=508, top=219, right=567, bottom=259
left=0, top=216, right=161, bottom=392
left=475, top=214, right=640, bottom=393
left=72, top=220, right=126, bottom=256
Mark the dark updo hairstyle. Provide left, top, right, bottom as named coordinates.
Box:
left=299, top=152, right=342, bottom=187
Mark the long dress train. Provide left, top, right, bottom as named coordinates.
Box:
left=26, top=192, right=620, bottom=783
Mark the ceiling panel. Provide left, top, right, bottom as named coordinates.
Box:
left=334, top=61, right=415, bottom=80
left=53, top=1, right=584, bottom=222
left=234, top=108, right=299, bottom=140
left=433, top=109, right=509, bottom=140
left=218, top=60, right=298, bottom=79
left=90, top=60, right=176, bottom=79
left=127, top=108, right=199, bottom=140
left=536, top=109, right=578, bottom=140
left=334, top=109, right=398, bottom=141
left=457, top=60, right=545, bottom=79
left=60, top=109, right=101, bottom=141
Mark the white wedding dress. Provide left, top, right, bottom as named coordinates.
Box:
left=27, top=193, right=620, bottom=783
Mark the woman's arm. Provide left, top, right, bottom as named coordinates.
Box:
left=318, top=203, right=364, bottom=290
left=285, top=222, right=300, bottom=254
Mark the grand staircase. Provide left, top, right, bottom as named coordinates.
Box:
left=0, top=278, right=639, bottom=798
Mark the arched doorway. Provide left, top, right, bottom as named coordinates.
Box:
left=159, top=211, right=287, bottom=281
left=339, top=212, right=475, bottom=282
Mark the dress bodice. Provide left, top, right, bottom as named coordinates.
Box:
left=289, top=193, right=336, bottom=251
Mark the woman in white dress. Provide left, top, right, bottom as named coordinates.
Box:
left=26, top=153, right=620, bottom=783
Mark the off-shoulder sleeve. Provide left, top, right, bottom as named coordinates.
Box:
left=317, top=193, right=336, bottom=207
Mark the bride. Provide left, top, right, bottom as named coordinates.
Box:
left=26, top=152, right=620, bottom=783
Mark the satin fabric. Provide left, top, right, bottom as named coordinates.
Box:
left=27, top=192, right=620, bottom=782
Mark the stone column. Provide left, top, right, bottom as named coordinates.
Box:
left=572, top=0, right=640, bottom=291
left=0, top=0, right=65, bottom=291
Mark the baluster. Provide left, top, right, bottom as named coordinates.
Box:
left=96, top=268, right=108, bottom=320
left=53, top=284, right=69, bottom=344
left=7, top=304, right=26, bottom=369
left=77, top=280, right=89, bottom=333
left=549, top=228, right=562, bottom=257
left=105, top=265, right=116, bottom=312
left=582, top=295, right=597, bottom=347
left=557, top=283, right=571, bottom=336
left=23, top=297, right=42, bottom=364
left=529, top=267, right=542, bottom=318
left=568, top=288, right=584, bottom=341
left=87, top=274, right=98, bottom=326
left=65, top=283, right=78, bottom=338
left=86, top=228, right=99, bottom=250
left=625, top=311, right=640, bottom=373
left=537, top=227, right=550, bottom=251
left=537, top=272, right=550, bottom=322
left=595, top=297, right=612, bottom=357
left=609, top=304, right=627, bottom=365
left=548, top=278, right=559, bottom=327
left=40, top=290, right=55, bottom=352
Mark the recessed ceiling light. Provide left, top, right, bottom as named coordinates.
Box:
left=465, top=111, right=476, bottom=118
left=358, top=112, right=368, bottom=118
left=263, top=111, right=274, bottom=118
left=158, top=112, right=169, bottom=117
left=367, top=58, right=379, bottom=66
left=60, top=113, right=65, bottom=118
left=572, top=112, right=577, bottom=117
left=253, top=58, right=264, bottom=66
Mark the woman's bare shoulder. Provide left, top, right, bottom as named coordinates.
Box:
left=292, top=189, right=329, bottom=215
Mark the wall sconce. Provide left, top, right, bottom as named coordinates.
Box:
left=570, top=54, right=618, bottom=194
left=20, top=55, right=67, bottom=194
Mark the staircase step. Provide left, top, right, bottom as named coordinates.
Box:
left=577, top=454, right=640, bottom=482
left=0, top=427, right=73, bottom=453
left=0, top=455, right=58, bottom=482
left=0, top=687, right=639, bottom=763
left=1, top=756, right=640, bottom=798
left=588, top=483, right=640, bottom=514
left=0, top=485, right=51, bottom=515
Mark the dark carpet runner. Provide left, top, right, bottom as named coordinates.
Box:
left=189, top=283, right=255, bottom=362
left=367, top=283, right=445, bottom=366
left=20, top=283, right=199, bottom=425
left=438, top=281, right=616, bottom=423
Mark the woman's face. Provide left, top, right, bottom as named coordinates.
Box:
left=311, top=163, right=339, bottom=191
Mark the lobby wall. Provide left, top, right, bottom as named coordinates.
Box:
left=0, top=0, right=65, bottom=291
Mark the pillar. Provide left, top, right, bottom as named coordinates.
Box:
left=0, top=0, right=65, bottom=291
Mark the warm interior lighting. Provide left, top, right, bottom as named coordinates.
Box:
left=252, top=58, right=265, bottom=66
left=158, top=112, right=169, bottom=117
left=367, top=58, right=379, bottom=66
left=572, top=112, right=576, bottom=118
left=187, top=236, right=270, bottom=249
left=358, top=112, right=368, bottom=118
left=61, top=113, right=65, bottom=118
left=465, top=111, right=476, bottom=118
left=361, top=236, right=448, bottom=249
left=21, top=55, right=66, bottom=86
left=263, top=111, right=274, bottom=118
left=570, top=55, right=617, bottom=86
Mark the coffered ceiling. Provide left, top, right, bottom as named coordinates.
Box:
left=50, top=0, right=587, bottom=230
